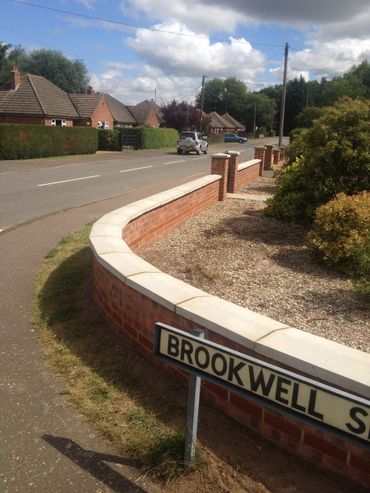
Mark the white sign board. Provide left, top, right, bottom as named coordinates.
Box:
left=154, top=323, right=370, bottom=446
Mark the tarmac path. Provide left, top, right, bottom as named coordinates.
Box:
left=0, top=175, right=203, bottom=493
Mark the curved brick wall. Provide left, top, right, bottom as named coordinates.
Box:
left=90, top=173, right=370, bottom=487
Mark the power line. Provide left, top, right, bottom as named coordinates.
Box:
left=0, top=23, right=103, bottom=65
left=9, top=0, right=283, bottom=47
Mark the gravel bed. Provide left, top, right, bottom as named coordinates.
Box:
left=142, top=176, right=370, bottom=353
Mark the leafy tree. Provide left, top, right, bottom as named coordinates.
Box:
left=243, top=92, right=276, bottom=134
left=197, top=77, right=248, bottom=121
left=23, top=49, right=89, bottom=93
left=0, top=43, right=89, bottom=93
left=293, top=106, right=324, bottom=129
left=161, top=100, right=202, bottom=132
left=0, top=42, right=26, bottom=89
left=266, top=98, right=370, bottom=224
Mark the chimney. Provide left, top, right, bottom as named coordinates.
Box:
left=11, top=65, right=20, bottom=90
left=87, top=86, right=95, bottom=95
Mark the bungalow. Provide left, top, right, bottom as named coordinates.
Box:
left=206, top=111, right=232, bottom=134
left=0, top=65, right=114, bottom=129
left=127, top=99, right=164, bottom=128
left=69, top=92, right=113, bottom=129
left=0, top=65, right=80, bottom=126
left=222, top=112, right=245, bottom=133
left=102, top=93, right=136, bottom=128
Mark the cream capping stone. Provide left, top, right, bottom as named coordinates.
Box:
left=90, top=175, right=370, bottom=398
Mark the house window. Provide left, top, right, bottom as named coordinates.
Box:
left=51, top=119, right=67, bottom=127
left=97, top=121, right=109, bottom=129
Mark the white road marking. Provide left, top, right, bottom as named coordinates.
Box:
left=163, top=159, right=186, bottom=165
left=37, top=175, right=100, bottom=187
left=120, top=165, right=153, bottom=173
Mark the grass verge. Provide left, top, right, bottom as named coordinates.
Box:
left=34, top=224, right=204, bottom=483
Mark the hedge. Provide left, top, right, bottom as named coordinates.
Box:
left=120, top=127, right=179, bottom=149
left=0, top=124, right=98, bottom=159
left=98, top=129, right=121, bottom=151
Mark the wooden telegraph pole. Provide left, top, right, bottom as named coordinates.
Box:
left=278, top=42, right=289, bottom=147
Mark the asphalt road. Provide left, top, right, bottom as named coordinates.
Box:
left=0, top=137, right=281, bottom=492
left=0, top=139, right=279, bottom=232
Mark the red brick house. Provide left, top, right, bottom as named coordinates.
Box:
left=0, top=66, right=113, bottom=129
left=222, top=112, right=245, bottom=133
left=69, top=93, right=113, bottom=129
left=127, top=99, right=164, bottom=127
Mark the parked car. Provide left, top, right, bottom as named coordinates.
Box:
left=177, top=131, right=208, bottom=154
left=224, top=133, right=248, bottom=143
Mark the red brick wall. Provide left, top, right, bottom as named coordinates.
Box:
left=233, top=164, right=260, bottom=192
left=92, top=179, right=370, bottom=488
left=144, top=108, right=161, bottom=127
left=123, top=181, right=220, bottom=251
left=0, top=114, right=45, bottom=125
left=91, top=97, right=114, bottom=129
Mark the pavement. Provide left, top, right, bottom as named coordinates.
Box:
left=0, top=175, right=200, bottom=493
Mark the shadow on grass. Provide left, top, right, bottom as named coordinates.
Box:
left=38, top=246, right=186, bottom=424
left=37, top=242, right=367, bottom=493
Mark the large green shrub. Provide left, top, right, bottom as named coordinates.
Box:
left=267, top=98, right=370, bottom=224
left=0, top=124, right=98, bottom=159
left=139, top=127, right=179, bottom=149
left=307, top=192, right=370, bottom=301
left=97, top=129, right=120, bottom=151
left=119, top=127, right=178, bottom=149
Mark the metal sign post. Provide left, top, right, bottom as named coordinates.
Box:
left=184, top=329, right=204, bottom=464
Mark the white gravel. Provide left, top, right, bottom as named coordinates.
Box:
left=142, top=176, right=370, bottom=353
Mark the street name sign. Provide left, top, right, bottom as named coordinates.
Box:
left=154, top=323, right=370, bottom=447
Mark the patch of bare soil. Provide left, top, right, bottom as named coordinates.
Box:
left=142, top=176, right=369, bottom=353
left=131, top=346, right=366, bottom=493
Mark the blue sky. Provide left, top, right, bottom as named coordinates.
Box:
left=1, top=0, right=369, bottom=104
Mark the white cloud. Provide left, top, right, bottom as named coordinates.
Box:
left=126, top=22, right=266, bottom=80
left=289, top=39, right=370, bottom=80
left=121, top=0, right=247, bottom=34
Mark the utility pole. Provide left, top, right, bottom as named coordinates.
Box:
left=278, top=42, right=289, bottom=147
left=199, top=75, right=206, bottom=133
left=253, top=103, right=257, bottom=138
left=154, top=87, right=157, bottom=103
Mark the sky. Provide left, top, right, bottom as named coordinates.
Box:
left=1, top=0, right=369, bottom=105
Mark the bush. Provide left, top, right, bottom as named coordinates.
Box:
left=267, top=98, right=370, bottom=224
left=119, top=127, right=178, bottom=149
left=139, top=127, right=179, bottom=149
left=97, top=129, right=120, bottom=151
left=0, top=124, right=98, bottom=159
left=307, top=192, right=370, bottom=279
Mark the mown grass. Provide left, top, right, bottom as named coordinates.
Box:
left=34, top=224, right=203, bottom=482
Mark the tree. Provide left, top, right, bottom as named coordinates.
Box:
left=197, top=77, right=248, bottom=121
left=0, top=42, right=26, bottom=89
left=161, top=100, right=202, bottom=132
left=23, top=49, right=89, bottom=93
left=266, top=98, right=370, bottom=224
left=242, top=93, right=276, bottom=134
left=293, top=106, right=324, bottom=129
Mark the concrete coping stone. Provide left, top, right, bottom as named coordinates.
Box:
left=225, top=150, right=241, bottom=156
left=212, top=153, right=231, bottom=158
left=90, top=175, right=370, bottom=398
left=238, top=159, right=261, bottom=171
left=254, top=146, right=267, bottom=150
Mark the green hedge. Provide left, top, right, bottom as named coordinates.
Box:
left=120, top=127, right=178, bottom=149
left=0, top=124, right=98, bottom=159
left=97, top=129, right=121, bottom=151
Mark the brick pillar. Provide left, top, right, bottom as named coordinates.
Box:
left=254, top=146, right=266, bottom=176
left=264, top=144, right=273, bottom=170
left=226, top=151, right=240, bottom=193
left=211, top=153, right=230, bottom=201
left=273, top=148, right=281, bottom=164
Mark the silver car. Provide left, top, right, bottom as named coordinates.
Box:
left=176, top=131, right=208, bottom=155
